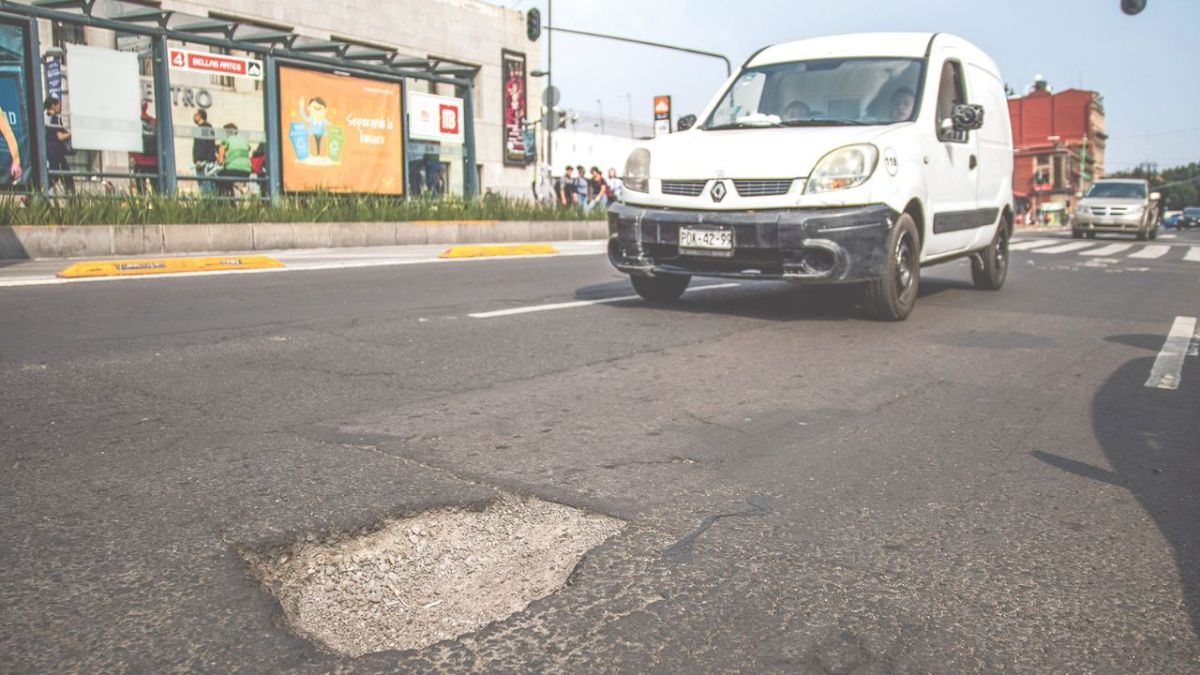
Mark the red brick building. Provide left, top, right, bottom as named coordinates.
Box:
left=1008, top=82, right=1106, bottom=220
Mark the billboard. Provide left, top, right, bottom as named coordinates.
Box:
left=408, top=91, right=463, bottom=144
left=501, top=49, right=527, bottom=166
left=278, top=65, right=404, bottom=194
left=653, top=95, right=671, bottom=137
left=0, top=21, right=32, bottom=186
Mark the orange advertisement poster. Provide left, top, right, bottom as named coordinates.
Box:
left=278, top=66, right=404, bottom=194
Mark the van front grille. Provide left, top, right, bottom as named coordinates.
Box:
left=733, top=179, right=795, bottom=197
left=661, top=180, right=707, bottom=197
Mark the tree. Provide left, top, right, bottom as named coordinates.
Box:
left=1108, top=161, right=1200, bottom=210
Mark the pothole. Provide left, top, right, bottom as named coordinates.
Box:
left=243, top=495, right=624, bottom=657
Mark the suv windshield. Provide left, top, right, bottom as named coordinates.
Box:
left=1086, top=182, right=1146, bottom=199
left=703, top=57, right=924, bottom=130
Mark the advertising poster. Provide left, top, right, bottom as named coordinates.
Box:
left=0, top=22, right=31, bottom=186
left=66, top=44, right=143, bottom=152
left=501, top=49, right=527, bottom=166
left=278, top=65, right=404, bottom=194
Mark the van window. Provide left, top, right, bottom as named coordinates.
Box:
left=703, top=58, right=923, bottom=129
left=935, top=60, right=967, bottom=143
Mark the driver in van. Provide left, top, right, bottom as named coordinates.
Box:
left=782, top=100, right=811, bottom=121
left=890, top=87, right=915, bottom=121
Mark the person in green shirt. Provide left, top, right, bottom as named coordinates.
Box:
left=215, top=123, right=252, bottom=197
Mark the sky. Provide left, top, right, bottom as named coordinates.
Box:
left=493, top=0, right=1200, bottom=172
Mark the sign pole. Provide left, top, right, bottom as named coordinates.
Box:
left=458, top=80, right=477, bottom=198
left=263, top=54, right=282, bottom=200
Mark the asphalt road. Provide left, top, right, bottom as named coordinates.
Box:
left=2, top=228, right=1199, bottom=672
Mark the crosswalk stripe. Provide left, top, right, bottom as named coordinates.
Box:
left=1009, top=239, right=1058, bottom=251
left=1185, top=247, right=1200, bottom=263
left=1080, top=243, right=1133, bottom=257
left=1128, top=245, right=1170, bottom=259
left=1033, top=241, right=1096, bottom=254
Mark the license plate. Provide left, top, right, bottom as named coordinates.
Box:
left=679, top=227, right=733, bottom=254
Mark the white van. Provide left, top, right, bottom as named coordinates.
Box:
left=608, top=32, right=1014, bottom=320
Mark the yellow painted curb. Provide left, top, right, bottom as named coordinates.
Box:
left=438, top=244, right=559, bottom=259
left=57, top=255, right=285, bottom=279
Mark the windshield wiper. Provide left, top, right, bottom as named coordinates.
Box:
left=780, top=119, right=873, bottom=127
left=705, top=121, right=781, bottom=130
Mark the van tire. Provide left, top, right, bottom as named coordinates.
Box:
left=971, top=223, right=1009, bottom=291
left=863, top=214, right=919, bottom=321
left=631, top=273, right=690, bottom=301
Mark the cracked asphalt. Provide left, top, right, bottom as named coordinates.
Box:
left=2, top=230, right=1199, bottom=672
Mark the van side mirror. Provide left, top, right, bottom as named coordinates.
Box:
left=951, top=103, right=984, bottom=131
left=1149, top=191, right=1161, bottom=201
left=677, top=114, right=697, bottom=132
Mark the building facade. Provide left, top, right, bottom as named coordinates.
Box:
left=1008, top=81, right=1107, bottom=217
left=33, top=0, right=541, bottom=197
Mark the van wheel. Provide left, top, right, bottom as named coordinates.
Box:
left=863, top=213, right=919, bottom=321
left=971, top=223, right=1009, bottom=291
left=631, top=273, right=690, bottom=301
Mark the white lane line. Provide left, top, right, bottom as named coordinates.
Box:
left=1033, top=241, right=1096, bottom=255
left=1159, top=233, right=1177, bottom=240
left=1080, top=243, right=1133, bottom=257
left=1145, top=316, right=1198, bottom=390
left=469, top=282, right=741, bottom=319
left=1184, top=247, right=1200, bottom=263
left=1008, top=239, right=1059, bottom=251
left=1128, top=244, right=1170, bottom=260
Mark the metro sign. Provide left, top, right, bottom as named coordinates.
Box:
left=168, top=48, right=263, bottom=80
left=438, top=104, right=459, bottom=135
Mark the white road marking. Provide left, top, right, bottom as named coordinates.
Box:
left=469, top=283, right=741, bottom=319
left=1128, top=245, right=1170, bottom=260
left=1033, top=241, right=1096, bottom=255
left=1080, top=243, right=1133, bottom=257
left=1145, top=316, right=1198, bottom=390
left=1185, top=247, right=1200, bottom=263
left=1159, top=233, right=1177, bottom=240
left=1008, top=239, right=1059, bottom=251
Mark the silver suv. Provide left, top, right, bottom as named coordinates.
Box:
left=1073, top=179, right=1161, bottom=241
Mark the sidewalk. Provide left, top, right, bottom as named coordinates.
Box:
left=0, top=240, right=609, bottom=288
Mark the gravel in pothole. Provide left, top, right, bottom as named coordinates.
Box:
left=244, top=495, right=624, bottom=657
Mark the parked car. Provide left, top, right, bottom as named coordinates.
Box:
left=1072, top=179, right=1161, bottom=240
left=1180, top=207, right=1200, bottom=229
left=1160, top=213, right=1181, bottom=229
left=607, top=32, right=1013, bottom=321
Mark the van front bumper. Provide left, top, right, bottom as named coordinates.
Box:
left=607, top=202, right=900, bottom=282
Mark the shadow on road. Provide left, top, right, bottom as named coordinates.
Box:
left=577, top=276, right=971, bottom=322
left=1034, top=336, right=1200, bottom=638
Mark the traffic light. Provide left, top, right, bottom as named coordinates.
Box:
left=526, top=8, right=541, bottom=41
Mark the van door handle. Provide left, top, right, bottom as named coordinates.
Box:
left=969, top=155, right=978, bottom=170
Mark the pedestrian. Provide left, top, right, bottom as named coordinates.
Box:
left=43, top=96, right=73, bottom=194
left=606, top=167, right=623, bottom=202
left=574, top=164, right=588, bottom=207
left=129, top=100, right=159, bottom=194
left=192, top=109, right=217, bottom=196
left=557, top=165, right=576, bottom=206
left=215, top=123, right=251, bottom=197
left=587, top=166, right=612, bottom=211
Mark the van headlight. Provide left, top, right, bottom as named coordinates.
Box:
left=805, top=144, right=879, bottom=194
left=624, top=148, right=650, bottom=193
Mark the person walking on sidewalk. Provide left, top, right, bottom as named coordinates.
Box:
left=215, top=123, right=252, bottom=197
left=43, top=96, right=73, bottom=194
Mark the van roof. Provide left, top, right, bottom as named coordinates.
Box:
left=748, top=33, right=996, bottom=74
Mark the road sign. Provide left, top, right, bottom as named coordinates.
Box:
left=168, top=48, right=263, bottom=80
left=542, top=85, right=560, bottom=108
left=544, top=108, right=560, bottom=132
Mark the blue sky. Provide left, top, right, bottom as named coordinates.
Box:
left=498, top=0, right=1200, bottom=171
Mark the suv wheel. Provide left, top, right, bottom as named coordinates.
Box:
left=972, top=222, right=1009, bottom=291
left=630, top=273, right=690, bottom=301
left=1072, top=229, right=1083, bottom=239
left=863, top=213, right=919, bottom=321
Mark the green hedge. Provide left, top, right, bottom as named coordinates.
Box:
left=0, top=193, right=605, bottom=226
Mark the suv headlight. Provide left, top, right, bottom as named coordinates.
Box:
left=624, top=148, right=650, bottom=192
left=805, top=144, right=879, bottom=194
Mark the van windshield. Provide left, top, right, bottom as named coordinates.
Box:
left=703, top=58, right=924, bottom=130
left=1086, top=183, right=1146, bottom=199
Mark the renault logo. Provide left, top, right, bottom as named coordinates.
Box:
left=710, top=181, right=727, bottom=202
